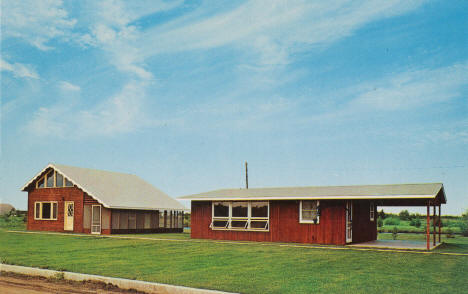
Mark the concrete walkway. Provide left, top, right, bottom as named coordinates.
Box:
left=0, top=264, right=235, bottom=294
left=348, top=240, right=442, bottom=250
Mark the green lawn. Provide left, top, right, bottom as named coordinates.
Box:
left=1, top=230, right=467, bottom=293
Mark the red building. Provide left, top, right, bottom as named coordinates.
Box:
left=22, top=163, right=185, bottom=234
left=179, top=183, right=446, bottom=247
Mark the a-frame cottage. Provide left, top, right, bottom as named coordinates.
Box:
left=21, top=163, right=185, bottom=234
left=179, top=183, right=446, bottom=249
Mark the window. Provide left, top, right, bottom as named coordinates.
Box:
left=35, top=170, right=72, bottom=188
left=65, top=178, right=73, bottom=187
left=46, top=172, right=54, bottom=187
left=34, top=202, right=58, bottom=220
left=300, top=200, right=320, bottom=224
left=370, top=202, right=375, bottom=221
left=211, top=201, right=269, bottom=231
left=56, top=172, right=64, bottom=187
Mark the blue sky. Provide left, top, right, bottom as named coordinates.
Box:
left=1, top=0, right=467, bottom=214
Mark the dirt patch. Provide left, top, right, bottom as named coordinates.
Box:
left=0, top=271, right=149, bottom=294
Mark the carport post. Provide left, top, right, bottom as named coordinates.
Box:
left=433, top=204, right=436, bottom=246
left=438, top=204, right=441, bottom=243
left=426, top=202, right=430, bottom=250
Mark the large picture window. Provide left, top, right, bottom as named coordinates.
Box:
left=34, top=201, right=58, bottom=220
left=299, top=200, right=320, bottom=224
left=211, top=201, right=269, bottom=231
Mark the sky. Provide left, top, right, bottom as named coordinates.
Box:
left=1, top=0, right=467, bottom=215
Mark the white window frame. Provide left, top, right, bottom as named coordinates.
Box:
left=299, top=200, right=320, bottom=224
left=210, top=201, right=269, bottom=232
left=34, top=201, right=58, bottom=220
left=370, top=202, right=375, bottom=222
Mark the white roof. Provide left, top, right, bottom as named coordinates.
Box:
left=178, top=183, right=446, bottom=202
left=22, top=163, right=185, bottom=211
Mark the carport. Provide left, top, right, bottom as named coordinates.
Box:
left=351, top=183, right=447, bottom=250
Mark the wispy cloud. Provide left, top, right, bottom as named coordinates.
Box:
left=24, top=80, right=170, bottom=138
left=58, top=81, right=81, bottom=92
left=0, top=58, right=39, bottom=79
left=78, top=0, right=182, bottom=80
left=351, top=62, right=468, bottom=111
left=140, top=0, right=426, bottom=66
left=1, top=0, right=76, bottom=50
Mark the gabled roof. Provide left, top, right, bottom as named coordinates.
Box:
left=21, top=163, right=185, bottom=211
left=178, top=183, right=446, bottom=204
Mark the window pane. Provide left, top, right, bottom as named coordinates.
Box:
left=213, top=220, right=228, bottom=228
left=56, top=172, right=63, bottom=187
left=232, top=202, right=248, bottom=217
left=302, top=210, right=314, bottom=220
left=53, top=203, right=58, bottom=219
left=213, top=202, right=229, bottom=217
left=35, top=203, right=41, bottom=218
left=37, top=177, right=45, bottom=188
left=251, top=221, right=268, bottom=229
left=42, top=203, right=51, bottom=219
left=65, top=178, right=73, bottom=187
left=302, top=201, right=318, bottom=221
left=159, top=210, right=164, bottom=228
left=46, top=172, right=54, bottom=187
left=92, top=206, right=101, bottom=223
left=251, top=202, right=268, bottom=218
left=231, top=220, right=247, bottom=228
left=302, top=201, right=314, bottom=210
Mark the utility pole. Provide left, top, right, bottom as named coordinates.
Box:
left=245, top=161, right=248, bottom=189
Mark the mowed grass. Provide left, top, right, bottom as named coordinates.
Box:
left=1, top=230, right=467, bottom=293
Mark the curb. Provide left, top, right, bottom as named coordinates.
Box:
left=0, top=264, right=235, bottom=294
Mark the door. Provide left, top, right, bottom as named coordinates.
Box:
left=346, top=201, right=353, bottom=243
left=64, top=201, right=74, bottom=231
left=91, top=205, right=101, bottom=234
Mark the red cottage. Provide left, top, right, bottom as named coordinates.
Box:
left=179, top=183, right=446, bottom=248
left=21, top=163, right=185, bottom=234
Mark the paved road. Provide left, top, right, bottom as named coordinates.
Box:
left=0, top=274, right=146, bottom=294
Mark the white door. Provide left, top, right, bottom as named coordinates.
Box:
left=91, top=205, right=101, bottom=234
left=346, top=201, right=353, bottom=243
left=64, top=201, right=74, bottom=231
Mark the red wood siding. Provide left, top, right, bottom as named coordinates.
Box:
left=191, top=200, right=348, bottom=245
left=27, top=187, right=85, bottom=233
left=352, top=201, right=377, bottom=243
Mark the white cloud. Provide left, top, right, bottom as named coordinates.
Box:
left=140, top=0, right=426, bottom=66
left=25, top=80, right=168, bottom=138
left=350, top=62, right=468, bottom=111
left=0, top=58, right=39, bottom=79
left=78, top=0, right=183, bottom=80
left=59, top=81, right=81, bottom=92
left=1, top=0, right=76, bottom=50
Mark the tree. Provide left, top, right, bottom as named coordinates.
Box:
left=399, top=210, right=410, bottom=221
left=378, top=209, right=386, bottom=219
left=461, top=208, right=468, bottom=237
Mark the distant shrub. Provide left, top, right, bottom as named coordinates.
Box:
left=377, top=217, right=383, bottom=228
left=461, top=209, right=468, bottom=237
left=410, top=218, right=421, bottom=228
left=446, top=228, right=454, bottom=238
left=399, top=210, right=410, bottom=221
left=392, top=227, right=398, bottom=240
left=384, top=217, right=400, bottom=226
